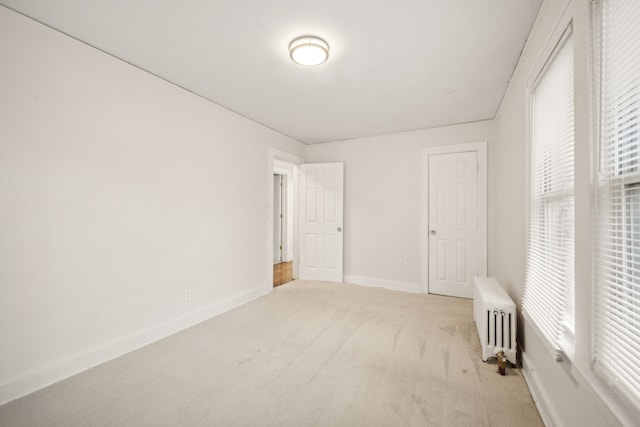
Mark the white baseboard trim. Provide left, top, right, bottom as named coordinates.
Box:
left=521, top=352, right=560, bottom=427
left=344, top=275, right=421, bottom=294
left=0, top=284, right=270, bottom=405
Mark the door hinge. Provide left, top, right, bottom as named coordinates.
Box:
left=279, top=245, right=282, bottom=250
left=279, top=214, right=283, bottom=218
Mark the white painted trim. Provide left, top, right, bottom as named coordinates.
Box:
left=274, top=163, right=296, bottom=264
left=344, top=275, right=421, bottom=294
left=273, top=169, right=290, bottom=263
left=0, top=284, right=269, bottom=405
left=521, top=352, right=560, bottom=427
left=525, top=2, right=573, bottom=91
left=268, top=148, right=304, bottom=167
left=267, top=148, right=304, bottom=286
left=420, top=141, right=488, bottom=296
left=523, top=325, right=638, bottom=427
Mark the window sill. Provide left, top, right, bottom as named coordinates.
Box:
left=523, top=317, right=640, bottom=426
left=569, top=358, right=640, bottom=427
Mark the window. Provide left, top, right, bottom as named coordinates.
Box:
left=523, top=28, right=575, bottom=359
left=593, top=0, right=640, bottom=410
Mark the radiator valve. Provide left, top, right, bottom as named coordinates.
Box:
left=496, top=350, right=507, bottom=376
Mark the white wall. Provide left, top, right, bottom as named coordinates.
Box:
left=305, top=121, right=496, bottom=293
left=493, top=0, right=637, bottom=425
left=0, top=7, right=305, bottom=404
left=6, top=2, right=636, bottom=423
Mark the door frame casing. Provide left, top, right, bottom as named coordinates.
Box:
left=420, top=141, right=488, bottom=295
left=267, top=148, right=303, bottom=292
left=273, top=167, right=293, bottom=263
left=273, top=173, right=284, bottom=263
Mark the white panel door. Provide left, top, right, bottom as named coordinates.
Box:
left=299, top=163, right=344, bottom=282
left=428, top=152, right=478, bottom=298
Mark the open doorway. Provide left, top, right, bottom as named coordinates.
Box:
left=273, top=172, right=292, bottom=286
left=268, top=150, right=301, bottom=289
left=274, top=173, right=285, bottom=264
left=266, top=151, right=345, bottom=288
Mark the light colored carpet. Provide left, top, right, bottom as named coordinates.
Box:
left=0, top=281, right=543, bottom=426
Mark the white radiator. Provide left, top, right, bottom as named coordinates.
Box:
left=473, top=277, right=516, bottom=364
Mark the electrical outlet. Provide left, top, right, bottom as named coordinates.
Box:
left=403, top=256, right=410, bottom=265
left=183, top=288, right=191, bottom=302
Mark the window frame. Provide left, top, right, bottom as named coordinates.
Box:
left=523, top=22, right=576, bottom=361
left=592, top=0, right=640, bottom=412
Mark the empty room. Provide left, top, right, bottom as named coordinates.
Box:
left=1, top=0, right=639, bottom=426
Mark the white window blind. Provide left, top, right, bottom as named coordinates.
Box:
left=594, top=0, right=640, bottom=410
left=523, top=29, right=575, bottom=359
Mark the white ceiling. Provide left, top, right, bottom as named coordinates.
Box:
left=1, top=0, right=542, bottom=144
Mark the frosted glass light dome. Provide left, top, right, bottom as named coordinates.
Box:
left=289, top=36, right=329, bottom=66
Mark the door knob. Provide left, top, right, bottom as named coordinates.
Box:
left=430, top=230, right=436, bottom=235
left=337, top=227, right=342, bottom=232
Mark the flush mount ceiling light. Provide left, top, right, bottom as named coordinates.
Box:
left=289, top=36, right=329, bottom=66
